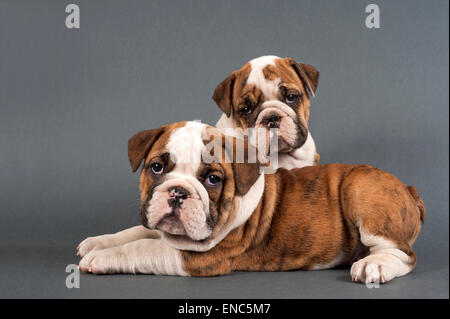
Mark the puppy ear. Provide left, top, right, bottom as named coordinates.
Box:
left=232, top=160, right=261, bottom=195
left=212, top=71, right=236, bottom=117
left=128, top=126, right=166, bottom=172
left=227, top=136, right=261, bottom=195
left=287, top=58, right=319, bottom=98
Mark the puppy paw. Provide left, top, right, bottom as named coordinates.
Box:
left=77, top=234, right=115, bottom=257
left=78, top=247, right=130, bottom=274
left=350, top=253, right=410, bottom=284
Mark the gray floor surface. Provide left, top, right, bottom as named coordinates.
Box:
left=1, top=239, right=447, bottom=299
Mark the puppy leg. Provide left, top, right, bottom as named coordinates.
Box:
left=342, top=166, right=423, bottom=284
left=77, top=226, right=160, bottom=257
left=350, top=228, right=416, bottom=284
left=79, top=238, right=188, bottom=276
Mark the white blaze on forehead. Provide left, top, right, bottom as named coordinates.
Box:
left=247, top=55, right=281, bottom=101
left=159, top=121, right=211, bottom=240
left=167, top=121, right=206, bottom=175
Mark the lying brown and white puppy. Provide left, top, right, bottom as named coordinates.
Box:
left=214, top=55, right=320, bottom=169
left=77, top=121, right=425, bottom=284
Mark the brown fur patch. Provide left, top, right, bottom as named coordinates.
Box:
left=212, top=63, right=251, bottom=117
left=274, top=58, right=312, bottom=123
left=262, top=64, right=280, bottom=81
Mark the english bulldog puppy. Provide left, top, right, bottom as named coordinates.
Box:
left=77, top=121, right=425, bottom=284
left=214, top=55, right=320, bottom=170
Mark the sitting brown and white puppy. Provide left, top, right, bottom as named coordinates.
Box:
left=214, top=55, right=320, bottom=169
left=77, top=121, right=425, bottom=284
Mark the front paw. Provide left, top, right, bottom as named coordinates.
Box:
left=77, top=234, right=116, bottom=257
left=78, top=247, right=130, bottom=274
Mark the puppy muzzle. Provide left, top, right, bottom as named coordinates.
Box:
left=145, top=175, right=212, bottom=241
left=254, top=101, right=307, bottom=152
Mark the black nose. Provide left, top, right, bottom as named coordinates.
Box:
left=263, top=114, right=281, bottom=128
left=167, top=187, right=190, bottom=208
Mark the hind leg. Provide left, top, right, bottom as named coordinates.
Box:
left=350, top=227, right=416, bottom=284
left=342, top=166, right=422, bottom=284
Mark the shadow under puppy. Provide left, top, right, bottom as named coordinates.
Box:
left=77, top=121, right=425, bottom=284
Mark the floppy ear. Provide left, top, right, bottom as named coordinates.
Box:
left=128, top=126, right=166, bottom=172
left=226, top=136, right=261, bottom=195
left=212, top=71, right=236, bottom=118
left=232, top=160, right=261, bottom=195
left=287, top=58, right=319, bottom=98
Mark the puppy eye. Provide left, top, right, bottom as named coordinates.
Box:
left=239, top=106, right=252, bottom=116
left=285, top=93, right=299, bottom=105
left=205, top=175, right=222, bottom=187
left=150, top=162, right=164, bottom=175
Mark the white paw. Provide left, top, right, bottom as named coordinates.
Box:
left=77, top=234, right=116, bottom=257
left=350, top=253, right=410, bottom=284
left=78, top=247, right=129, bottom=274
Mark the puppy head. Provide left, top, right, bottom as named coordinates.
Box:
left=213, top=55, right=319, bottom=152
left=128, top=122, right=262, bottom=249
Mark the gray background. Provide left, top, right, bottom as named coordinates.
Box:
left=0, top=0, right=448, bottom=299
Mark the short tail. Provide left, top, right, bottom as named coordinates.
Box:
left=407, top=185, right=426, bottom=224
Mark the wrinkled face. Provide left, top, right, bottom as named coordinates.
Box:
left=213, top=56, right=319, bottom=153
left=127, top=122, right=261, bottom=246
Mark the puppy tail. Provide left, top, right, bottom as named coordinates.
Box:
left=407, top=185, right=426, bottom=224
